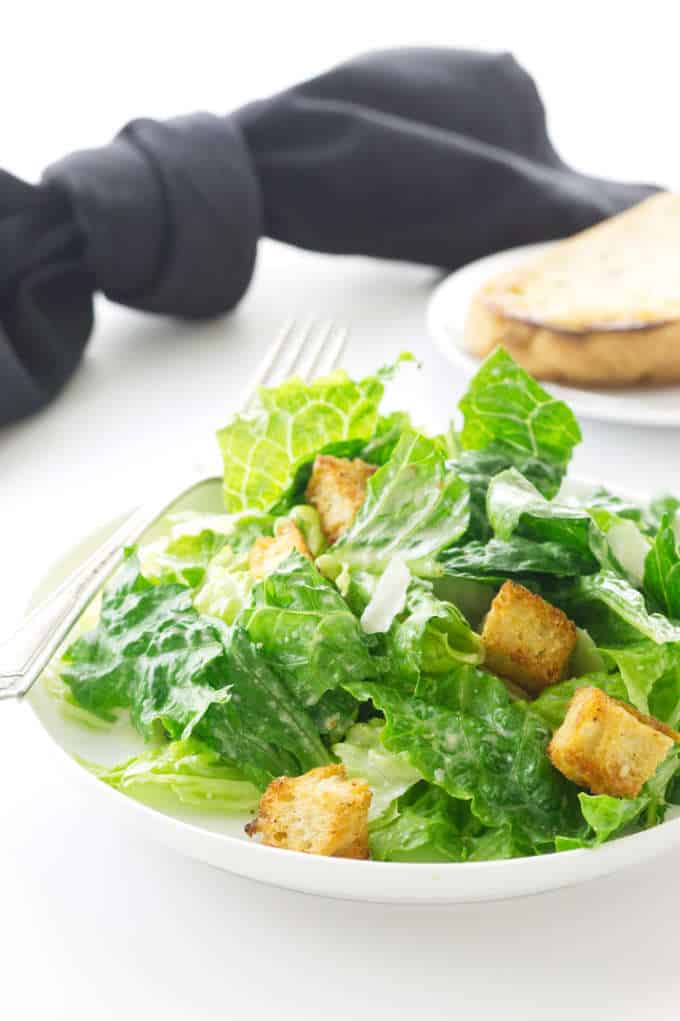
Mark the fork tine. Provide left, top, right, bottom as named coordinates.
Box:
left=294, top=321, right=336, bottom=382
left=314, top=324, right=349, bottom=378
left=243, top=319, right=350, bottom=411
left=243, top=319, right=298, bottom=408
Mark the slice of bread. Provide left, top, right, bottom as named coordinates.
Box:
left=465, top=193, right=680, bottom=386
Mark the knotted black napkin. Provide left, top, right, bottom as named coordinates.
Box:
left=0, top=47, right=656, bottom=427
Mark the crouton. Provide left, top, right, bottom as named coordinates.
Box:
left=305, top=455, right=377, bottom=543
left=249, top=520, right=311, bottom=579
left=245, top=764, right=372, bottom=858
left=548, top=686, right=678, bottom=798
left=481, top=580, right=577, bottom=694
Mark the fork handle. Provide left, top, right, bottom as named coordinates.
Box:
left=0, top=470, right=218, bottom=701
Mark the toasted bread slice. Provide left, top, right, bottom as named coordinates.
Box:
left=465, top=193, right=680, bottom=386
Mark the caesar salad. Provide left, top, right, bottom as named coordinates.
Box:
left=46, top=348, right=680, bottom=863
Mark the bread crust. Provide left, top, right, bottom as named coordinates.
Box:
left=464, top=193, right=680, bottom=387
left=465, top=297, right=680, bottom=387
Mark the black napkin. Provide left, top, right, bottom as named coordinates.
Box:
left=0, top=47, right=656, bottom=427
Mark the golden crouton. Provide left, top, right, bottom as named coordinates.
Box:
left=245, top=764, right=372, bottom=858
left=481, top=580, right=577, bottom=694
left=249, top=520, right=311, bottom=579
left=305, top=455, right=377, bottom=543
left=548, top=686, right=678, bottom=798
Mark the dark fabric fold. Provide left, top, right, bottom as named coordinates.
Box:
left=0, top=47, right=657, bottom=427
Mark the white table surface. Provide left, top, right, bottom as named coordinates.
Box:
left=3, top=5, right=680, bottom=1019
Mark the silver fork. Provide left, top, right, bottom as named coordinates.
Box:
left=0, top=320, right=349, bottom=701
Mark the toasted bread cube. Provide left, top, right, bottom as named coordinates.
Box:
left=305, top=455, right=377, bottom=544
left=245, top=764, right=372, bottom=858
left=249, top=520, right=311, bottom=579
left=481, top=581, right=577, bottom=694
left=548, top=686, right=677, bottom=798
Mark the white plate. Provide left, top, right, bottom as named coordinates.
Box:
left=23, top=478, right=680, bottom=904
left=427, top=242, right=680, bottom=428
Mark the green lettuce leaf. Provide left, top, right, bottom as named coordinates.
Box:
left=487, top=468, right=598, bottom=566
left=329, top=429, right=469, bottom=575
left=369, top=782, right=525, bottom=862
left=193, top=546, right=254, bottom=624
left=458, top=348, right=581, bottom=483
left=139, top=529, right=228, bottom=589
left=646, top=494, right=680, bottom=534
left=439, top=535, right=594, bottom=581
left=193, top=628, right=332, bottom=786
left=600, top=641, right=680, bottom=717
left=88, top=738, right=261, bottom=812
left=237, top=554, right=376, bottom=707
left=359, top=411, right=414, bottom=466
left=334, top=719, right=422, bottom=817
left=557, top=746, right=680, bottom=849
left=387, top=581, right=484, bottom=685
left=346, top=666, right=582, bottom=847
left=585, top=487, right=644, bottom=523
left=309, top=688, right=359, bottom=742
left=61, top=553, right=330, bottom=787
left=532, top=673, right=628, bottom=732
left=61, top=554, right=232, bottom=735
left=644, top=514, right=680, bottom=618
left=454, top=448, right=566, bottom=543
left=217, top=368, right=387, bottom=512
left=554, top=571, right=680, bottom=646
left=588, top=510, right=650, bottom=587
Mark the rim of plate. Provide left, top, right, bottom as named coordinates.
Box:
left=427, top=241, right=680, bottom=429
left=21, top=479, right=680, bottom=903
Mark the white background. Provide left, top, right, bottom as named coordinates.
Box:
left=2, top=3, right=680, bottom=1018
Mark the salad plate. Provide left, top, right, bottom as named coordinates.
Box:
left=21, top=352, right=680, bottom=903
left=427, top=242, right=680, bottom=428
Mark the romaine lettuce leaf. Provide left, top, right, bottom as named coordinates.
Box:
left=387, top=581, right=484, bottom=685
left=454, top=448, right=565, bottom=543
left=487, top=468, right=598, bottom=566
left=217, top=368, right=387, bottom=512
left=531, top=673, right=628, bottom=732
left=193, top=546, right=254, bottom=624
left=61, top=553, right=330, bottom=787
left=237, top=554, right=376, bottom=706
left=458, top=348, right=581, bottom=482
left=648, top=656, right=680, bottom=728
left=334, top=719, right=422, bottom=818
left=88, top=738, right=261, bottom=811
left=368, top=782, right=525, bottom=862
left=554, top=571, right=680, bottom=646
left=140, top=529, right=228, bottom=589
left=569, top=627, right=606, bottom=677
left=584, top=487, right=644, bottom=523
left=601, top=642, right=680, bottom=716
left=589, top=511, right=650, bottom=588
left=439, top=535, right=595, bottom=580
left=557, top=746, right=680, bottom=849
left=61, top=554, right=231, bottom=734
left=346, top=666, right=582, bottom=847
left=309, top=688, right=359, bottom=742
left=646, top=494, right=680, bottom=534
left=360, top=411, right=414, bottom=466
left=644, top=514, right=680, bottom=618
left=329, top=429, right=469, bottom=575
left=193, top=628, right=332, bottom=786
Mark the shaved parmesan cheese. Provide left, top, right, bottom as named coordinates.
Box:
left=360, top=559, right=410, bottom=634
